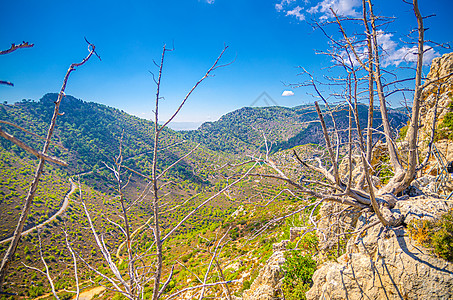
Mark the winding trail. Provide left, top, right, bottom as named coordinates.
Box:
left=0, top=178, right=77, bottom=245
left=0, top=149, right=156, bottom=245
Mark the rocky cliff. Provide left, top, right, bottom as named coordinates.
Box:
left=242, top=245, right=286, bottom=300
left=418, top=52, right=453, bottom=180
left=306, top=52, right=453, bottom=300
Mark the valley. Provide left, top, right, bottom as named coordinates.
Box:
left=0, top=94, right=357, bottom=299
left=3, top=0, right=453, bottom=299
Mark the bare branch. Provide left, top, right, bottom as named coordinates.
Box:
left=0, top=41, right=97, bottom=290
left=0, top=41, right=34, bottom=55
left=0, top=127, right=67, bottom=166
left=159, top=45, right=230, bottom=131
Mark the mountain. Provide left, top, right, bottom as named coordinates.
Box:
left=1, top=96, right=409, bottom=177
left=0, top=93, right=214, bottom=186
left=0, top=93, right=417, bottom=298
left=185, top=104, right=410, bottom=154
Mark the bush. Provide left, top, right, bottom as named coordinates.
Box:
left=398, top=124, right=408, bottom=141
left=436, top=100, right=453, bottom=140
left=241, top=279, right=252, bottom=293
left=408, top=209, right=453, bottom=261
left=432, top=211, right=453, bottom=261
left=28, top=286, right=44, bottom=298
left=281, top=251, right=317, bottom=300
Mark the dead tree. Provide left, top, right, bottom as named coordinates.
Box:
left=0, top=40, right=99, bottom=290
left=237, top=0, right=453, bottom=229
left=70, top=45, right=251, bottom=300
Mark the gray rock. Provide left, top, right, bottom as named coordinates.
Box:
left=316, top=202, right=361, bottom=255
left=307, top=198, right=453, bottom=300
left=242, top=251, right=286, bottom=300
left=395, top=196, right=452, bottom=224
left=272, top=240, right=289, bottom=252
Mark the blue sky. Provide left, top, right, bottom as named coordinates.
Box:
left=1, top=0, right=453, bottom=128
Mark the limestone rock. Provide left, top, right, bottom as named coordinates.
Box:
left=395, top=195, right=452, bottom=224
left=272, top=240, right=289, bottom=252
left=316, top=202, right=360, bottom=255
left=411, top=175, right=438, bottom=194
left=307, top=198, right=453, bottom=300
left=418, top=52, right=453, bottom=190
left=242, top=251, right=286, bottom=300
left=225, top=260, right=244, bottom=272
left=427, top=52, right=453, bottom=82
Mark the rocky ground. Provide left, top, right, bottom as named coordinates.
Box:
left=238, top=195, right=453, bottom=300
left=307, top=196, right=453, bottom=300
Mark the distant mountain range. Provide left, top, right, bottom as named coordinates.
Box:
left=0, top=93, right=209, bottom=185
left=185, top=104, right=410, bottom=154
left=0, top=94, right=410, bottom=174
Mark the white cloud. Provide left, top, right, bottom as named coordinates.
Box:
left=275, top=0, right=297, bottom=12
left=206, top=0, right=215, bottom=4
left=276, top=0, right=359, bottom=22
left=308, top=0, right=360, bottom=20
left=286, top=6, right=305, bottom=20
left=339, top=30, right=440, bottom=67
left=376, top=31, right=440, bottom=67
left=384, top=45, right=439, bottom=67
left=282, top=90, right=295, bottom=96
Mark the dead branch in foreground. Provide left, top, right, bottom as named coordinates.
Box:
left=0, top=40, right=98, bottom=290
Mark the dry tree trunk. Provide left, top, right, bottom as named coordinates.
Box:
left=366, top=0, right=404, bottom=178
left=0, top=41, right=98, bottom=290
left=399, top=0, right=424, bottom=192
left=63, top=44, right=241, bottom=300
left=150, top=44, right=232, bottom=300
left=247, top=0, right=437, bottom=229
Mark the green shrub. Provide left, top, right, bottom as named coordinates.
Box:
left=398, top=124, right=408, bottom=141
left=432, top=211, right=453, bottom=261
left=112, top=293, right=127, bottom=300
left=436, top=100, right=453, bottom=140
left=408, top=209, right=453, bottom=261
left=281, top=251, right=317, bottom=300
left=28, top=286, right=44, bottom=298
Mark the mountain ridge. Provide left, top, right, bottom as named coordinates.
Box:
left=185, top=103, right=410, bottom=154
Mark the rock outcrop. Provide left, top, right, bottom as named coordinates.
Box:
left=418, top=52, right=453, bottom=183
left=315, top=201, right=360, bottom=257
left=242, top=243, right=286, bottom=300
left=307, top=197, right=453, bottom=300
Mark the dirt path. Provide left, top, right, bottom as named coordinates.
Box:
left=75, top=286, right=106, bottom=300
left=33, top=280, right=104, bottom=300
left=0, top=178, right=77, bottom=244
left=1, top=145, right=182, bottom=245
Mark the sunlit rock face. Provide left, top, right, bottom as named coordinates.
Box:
left=242, top=247, right=286, bottom=300
left=418, top=52, right=453, bottom=186
left=307, top=197, right=453, bottom=300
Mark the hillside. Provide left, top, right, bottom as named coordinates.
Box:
left=0, top=94, right=414, bottom=299
left=186, top=104, right=409, bottom=154
left=0, top=94, right=219, bottom=187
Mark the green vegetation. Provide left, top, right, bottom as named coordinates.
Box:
left=436, top=100, right=453, bottom=140
left=0, top=94, right=411, bottom=298
left=281, top=233, right=318, bottom=300
left=0, top=94, right=208, bottom=186
left=282, top=252, right=316, bottom=300
left=186, top=104, right=408, bottom=154
left=0, top=151, right=68, bottom=239
left=398, top=123, right=408, bottom=141
left=408, top=209, right=453, bottom=262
